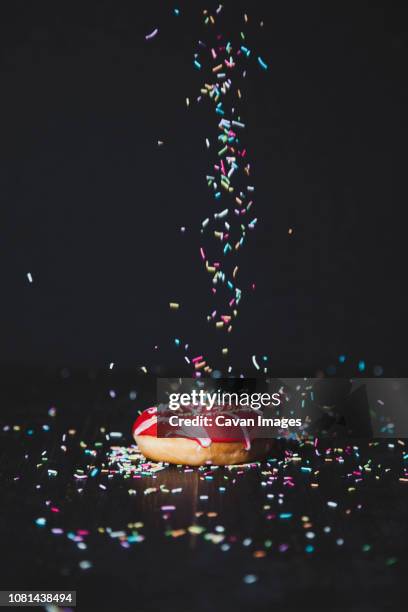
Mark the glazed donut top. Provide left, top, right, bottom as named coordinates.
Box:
left=132, top=406, right=256, bottom=450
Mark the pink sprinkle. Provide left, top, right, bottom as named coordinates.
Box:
left=200, top=247, right=206, bottom=261
left=161, top=505, right=176, bottom=511
left=192, top=356, right=204, bottom=363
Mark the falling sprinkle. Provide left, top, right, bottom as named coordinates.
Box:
left=257, top=56, right=268, bottom=70
left=252, top=355, right=260, bottom=370
left=243, top=574, right=258, bottom=584
left=145, top=28, right=159, bottom=40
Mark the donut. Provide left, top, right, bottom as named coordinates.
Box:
left=132, top=406, right=274, bottom=466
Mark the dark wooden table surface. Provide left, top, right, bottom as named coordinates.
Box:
left=0, top=368, right=407, bottom=611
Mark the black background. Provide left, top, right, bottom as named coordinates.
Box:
left=1, top=0, right=407, bottom=374
left=1, top=3, right=408, bottom=611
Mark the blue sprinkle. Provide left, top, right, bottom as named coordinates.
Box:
left=257, top=56, right=268, bottom=70
left=339, top=354, right=346, bottom=363
left=243, top=574, right=258, bottom=584
left=35, top=517, right=46, bottom=527
left=305, top=544, right=314, bottom=553
left=358, top=360, right=366, bottom=372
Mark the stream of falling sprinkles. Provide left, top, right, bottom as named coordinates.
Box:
left=164, top=6, right=269, bottom=377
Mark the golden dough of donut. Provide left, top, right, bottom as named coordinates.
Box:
left=134, top=434, right=274, bottom=466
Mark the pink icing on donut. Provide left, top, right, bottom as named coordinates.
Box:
left=132, top=406, right=254, bottom=450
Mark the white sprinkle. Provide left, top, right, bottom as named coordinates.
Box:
left=109, top=362, right=114, bottom=370
left=27, top=272, right=33, bottom=283
left=252, top=355, right=260, bottom=370
left=215, top=208, right=229, bottom=219
left=327, top=501, right=338, bottom=508
left=145, top=28, right=158, bottom=40
left=79, top=560, right=92, bottom=570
